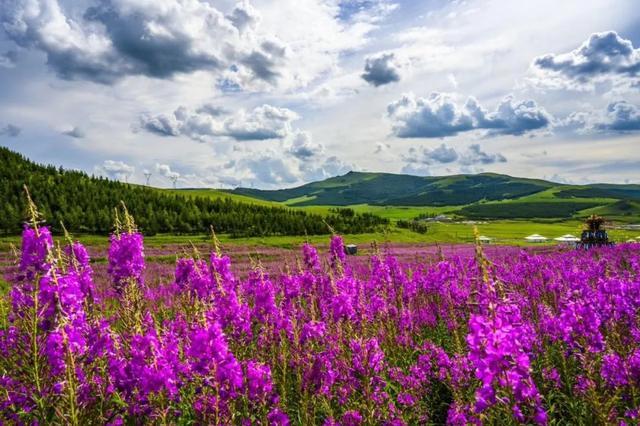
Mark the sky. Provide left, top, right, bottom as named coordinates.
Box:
left=0, top=0, right=639, bottom=189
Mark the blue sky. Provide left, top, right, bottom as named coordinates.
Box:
left=1, top=0, right=639, bottom=188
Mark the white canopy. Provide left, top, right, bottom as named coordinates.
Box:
left=554, top=234, right=580, bottom=242
left=478, top=235, right=492, bottom=241
left=525, top=234, right=548, bottom=242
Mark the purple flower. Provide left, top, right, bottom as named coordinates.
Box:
left=19, top=225, right=53, bottom=276
left=329, top=235, right=346, bottom=269
left=342, top=410, right=363, bottom=426
left=302, top=243, right=321, bottom=271
left=601, top=353, right=628, bottom=387
left=268, top=408, right=290, bottom=426
left=245, top=361, right=274, bottom=402
left=174, top=257, right=212, bottom=299
left=108, top=231, right=145, bottom=293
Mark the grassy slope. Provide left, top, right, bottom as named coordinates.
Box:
left=223, top=171, right=640, bottom=222
left=2, top=222, right=638, bottom=251
left=163, top=188, right=282, bottom=207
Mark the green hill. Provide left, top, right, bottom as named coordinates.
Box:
left=0, top=148, right=387, bottom=236
left=227, top=171, right=640, bottom=221
left=230, top=171, right=556, bottom=206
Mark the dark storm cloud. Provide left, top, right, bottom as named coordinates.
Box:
left=387, top=93, right=551, bottom=138
left=361, top=53, right=400, bottom=87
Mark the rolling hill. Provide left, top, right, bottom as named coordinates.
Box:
left=227, top=171, right=640, bottom=221
left=0, top=147, right=388, bottom=236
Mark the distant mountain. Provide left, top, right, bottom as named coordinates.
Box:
left=229, top=171, right=552, bottom=206
left=227, top=171, right=640, bottom=220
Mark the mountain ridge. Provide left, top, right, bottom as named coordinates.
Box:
left=228, top=170, right=640, bottom=207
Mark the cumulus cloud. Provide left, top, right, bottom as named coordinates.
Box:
left=0, top=0, right=289, bottom=85
left=555, top=100, right=640, bottom=134
left=361, top=52, right=400, bottom=86
left=0, top=124, right=21, bottom=137
left=459, top=144, right=507, bottom=166
left=374, top=142, right=390, bottom=154
left=531, top=31, right=640, bottom=90
left=0, top=0, right=394, bottom=90
left=403, top=143, right=506, bottom=166
left=400, top=163, right=431, bottom=176
left=404, top=144, right=458, bottom=164
left=300, top=155, right=354, bottom=182
left=62, top=126, right=85, bottom=138
left=288, top=131, right=324, bottom=159
left=139, top=104, right=299, bottom=142
left=156, top=163, right=180, bottom=181
left=596, top=101, right=640, bottom=131
left=241, top=152, right=299, bottom=185
left=387, top=92, right=551, bottom=138
left=96, top=160, right=134, bottom=181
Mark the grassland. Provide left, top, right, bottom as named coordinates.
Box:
left=2, top=221, right=637, bottom=251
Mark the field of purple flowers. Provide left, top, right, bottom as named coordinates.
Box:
left=1, top=207, right=640, bottom=425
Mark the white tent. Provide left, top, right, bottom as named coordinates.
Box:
left=554, top=234, right=580, bottom=242
left=478, top=236, right=492, bottom=244
left=525, top=234, right=548, bottom=243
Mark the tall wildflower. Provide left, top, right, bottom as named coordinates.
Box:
left=329, top=235, right=346, bottom=270
left=108, top=207, right=145, bottom=295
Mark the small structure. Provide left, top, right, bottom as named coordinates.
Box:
left=554, top=234, right=580, bottom=247
left=554, top=234, right=580, bottom=243
left=525, top=234, right=548, bottom=243
left=478, top=235, right=492, bottom=244
left=344, top=244, right=358, bottom=255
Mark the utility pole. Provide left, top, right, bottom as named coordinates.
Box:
left=170, top=175, right=178, bottom=189
left=144, top=172, right=152, bottom=186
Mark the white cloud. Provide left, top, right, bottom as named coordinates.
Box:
left=95, top=160, right=134, bottom=181
left=530, top=31, right=640, bottom=92
left=387, top=92, right=551, bottom=138
left=139, top=103, right=299, bottom=141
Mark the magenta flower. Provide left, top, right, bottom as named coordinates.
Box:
left=108, top=231, right=145, bottom=293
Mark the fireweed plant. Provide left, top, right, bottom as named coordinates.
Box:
left=1, top=200, right=640, bottom=424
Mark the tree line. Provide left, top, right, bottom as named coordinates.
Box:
left=0, top=148, right=389, bottom=237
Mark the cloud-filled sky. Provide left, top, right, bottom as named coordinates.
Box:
left=1, top=0, right=639, bottom=188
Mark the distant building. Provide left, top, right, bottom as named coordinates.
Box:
left=525, top=234, right=548, bottom=243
